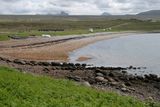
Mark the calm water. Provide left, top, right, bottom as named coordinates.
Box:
left=69, top=33, right=160, bottom=76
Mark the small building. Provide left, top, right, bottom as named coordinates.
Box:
left=105, top=27, right=112, bottom=31
left=42, top=34, right=51, bottom=38
left=108, top=27, right=112, bottom=30
left=89, top=28, right=94, bottom=33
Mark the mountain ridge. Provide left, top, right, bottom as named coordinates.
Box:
left=137, top=10, right=160, bottom=16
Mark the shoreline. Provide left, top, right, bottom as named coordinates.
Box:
left=0, top=32, right=138, bottom=61
left=0, top=32, right=160, bottom=101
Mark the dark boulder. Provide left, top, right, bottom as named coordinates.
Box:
left=136, top=76, right=144, bottom=80
left=110, top=82, right=119, bottom=86
left=125, top=82, right=132, bottom=86
left=67, top=76, right=81, bottom=82
left=95, top=76, right=108, bottom=83
left=121, top=87, right=129, bottom=92
left=62, top=62, right=68, bottom=67
left=38, top=62, right=51, bottom=66
left=154, top=83, right=160, bottom=89
left=122, top=71, right=127, bottom=74
left=68, top=63, right=75, bottom=67
left=96, top=73, right=104, bottom=77
left=82, top=64, right=87, bottom=68
left=75, top=63, right=81, bottom=67
left=108, top=72, right=115, bottom=77
left=13, top=59, right=26, bottom=65
left=0, top=57, right=8, bottom=61
left=106, top=77, right=115, bottom=82
left=95, top=69, right=108, bottom=75
left=144, top=74, right=158, bottom=81
left=29, top=61, right=37, bottom=65
left=128, top=66, right=133, bottom=69
left=149, top=74, right=158, bottom=79
left=51, top=62, right=61, bottom=66
left=6, top=59, right=12, bottom=63
left=95, top=76, right=104, bottom=82
left=43, top=68, right=50, bottom=73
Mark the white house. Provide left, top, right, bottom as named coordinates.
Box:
left=42, top=34, right=51, bottom=38
left=89, top=28, right=94, bottom=33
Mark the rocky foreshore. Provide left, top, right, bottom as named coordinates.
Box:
left=0, top=56, right=160, bottom=101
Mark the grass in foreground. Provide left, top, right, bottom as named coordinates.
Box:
left=0, top=66, right=159, bottom=107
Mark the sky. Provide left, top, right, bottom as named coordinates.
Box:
left=0, top=0, right=160, bottom=15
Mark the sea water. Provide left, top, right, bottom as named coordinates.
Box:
left=69, top=33, right=160, bottom=76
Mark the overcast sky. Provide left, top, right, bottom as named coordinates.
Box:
left=0, top=0, right=160, bottom=15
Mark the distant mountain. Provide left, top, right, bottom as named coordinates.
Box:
left=46, top=11, right=69, bottom=16
left=137, top=10, right=160, bottom=16
left=101, top=12, right=111, bottom=16
left=59, top=11, right=69, bottom=16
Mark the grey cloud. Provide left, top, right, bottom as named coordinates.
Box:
left=0, top=0, right=160, bottom=15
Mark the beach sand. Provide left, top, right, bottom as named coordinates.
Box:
left=0, top=32, right=136, bottom=62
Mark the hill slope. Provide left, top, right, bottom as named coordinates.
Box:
left=137, top=10, right=160, bottom=16
left=0, top=66, right=157, bottom=107
left=102, top=12, right=111, bottom=16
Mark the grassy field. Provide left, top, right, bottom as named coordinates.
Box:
left=0, top=19, right=125, bottom=41
left=0, top=16, right=160, bottom=41
left=0, top=66, right=159, bottom=107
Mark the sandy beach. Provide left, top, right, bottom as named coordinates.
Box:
left=0, top=32, right=136, bottom=61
